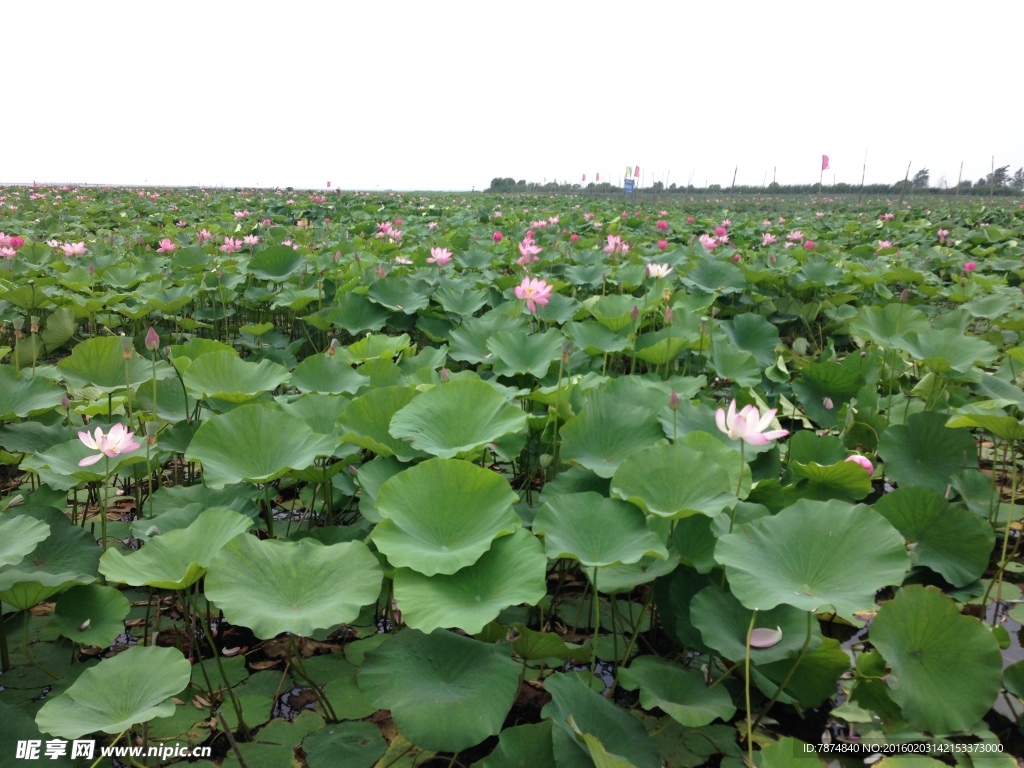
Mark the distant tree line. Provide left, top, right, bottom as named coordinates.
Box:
left=487, top=167, right=1024, bottom=196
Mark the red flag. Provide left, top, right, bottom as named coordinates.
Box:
left=821, top=155, right=829, bottom=171
left=596, top=172, right=600, bottom=182
left=582, top=173, right=586, bottom=182
left=634, top=165, right=640, bottom=178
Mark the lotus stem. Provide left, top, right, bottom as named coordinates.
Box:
left=743, top=610, right=756, bottom=767
left=751, top=609, right=815, bottom=733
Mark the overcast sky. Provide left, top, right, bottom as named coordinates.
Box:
left=6, top=1, right=1022, bottom=191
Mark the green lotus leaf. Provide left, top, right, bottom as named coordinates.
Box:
left=945, top=400, right=1024, bottom=440
left=186, top=404, right=334, bottom=487
left=206, top=535, right=382, bottom=638
left=182, top=350, right=290, bottom=402
left=690, top=583, right=822, bottom=665
left=560, top=396, right=665, bottom=478
left=339, top=386, right=428, bottom=461
left=433, top=282, right=489, bottom=316
left=533, top=492, right=668, bottom=570
left=389, top=380, right=528, bottom=458
left=720, top=312, right=782, bottom=369
left=849, top=304, right=930, bottom=348
left=36, top=645, right=191, bottom=739
left=753, top=637, right=851, bottom=709
left=611, top=443, right=734, bottom=519
left=357, top=629, right=520, bottom=752
left=99, top=508, right=252, bottom=589
left=618, top=656, right=736, bottom=727
left=565, top=320, right=631, bottom=355
left=893, top=328, right=998, bottom=377
left=715, top=499, right=909, bottom=620
left=874, top=487, right=993, bottom=587
left=347, top=332, right=412, bottom=362
left=681, top=259, right=748, bottom=294
left=371, top=458, right=519, bottom=576
left=473, top=721, right=556, bottom=768
left=245, top=244, right=307, bottom=280
left=877, top=410, right=978, bottom=494
left=367, top=276, right=431, bottom=314
left=290, top=354, right=369, bottom=395
left=596, top=551, right=681, bottom=594
left=869, top=585, right=1002, bottom=734
left=0, top=506, right=100, bottom=609
left=302, top=721, right=386, bottom=768
left=0, top=515, right=50, bottom=568
left=710, top=338, right=761, bottom=388
left=394, top=529, right=547, bottom=634
left=792, top=360, right=864, bottom=427
left=789, top=460, right=874, bottom=502
left=0, top=366, right=65, bottom=420
left=589, top=294, right=641, bottom=332
left=323, top=292, right=393, bottom=334
left=487, top=329, right=564, bottom=378
left=57, top=336, right=169, bottom=392
left=542, top=672, right=661, bottom=768
left=54, top=584, right=131, bottom=647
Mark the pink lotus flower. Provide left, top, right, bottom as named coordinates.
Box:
left=815, top=212, right=825, bottom=218
left=699, top=233, right=719, bottom=251
left=656, top=220, right=668, bottom=230
left=761, top=233, right=777, bottom=247
left=234, top=210, right=250, bottom=218
left=197, top=229, right=213, bottom=244
left=493, top=231, right=503, bottom=242
left=786, top=230, right=804, bottom=242
left=570, top=233, right=579, bottom=243
left=715, top=400, right=789, bottom=446
left=220, top=237, right=243, bottom=253
left=603, top=235, right=629, bottom=255
left=77, top=423, right=142, bottom=467
left=879, top=212, right=895, bottom=221
left=762, top=220, right=772, bottom=227
left=964, top=261, right=976, bottom=273
left=427, top=222, right=438, bottom=230
left=8, top=235, right=23, bottom=250
left=145, top=327, right=160, bottom=351
left=243, top=235, right=260, bottom=246
left=62, top=242, right=87, bottom=257
left=937, top=228, right=950, bottom=244
left=156, top=238, right=176, bottom=253
left=714, top=226, right=728, bottom=237
left=845, top=455, right=874, bottom=474
left=427, top=247, right=453, bottom=266
left=803, top=240, right=816, bottom=250
left=877, top=240, right=893, bottom=251
left=686, top=216, right=694, bottom=224
left=646, top=263, right=672, bottom=279
left=514, top=277, right=553, bottom=312
left=517, top=237, right=542, bottom=265
left=0, top=247, right=15, bottom=259
left=657, top=239, right=668, bottom=250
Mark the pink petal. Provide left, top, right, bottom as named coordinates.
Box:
left=750, top=626, right=784, bottom=648
left=78, top=453, right=104, bottom=467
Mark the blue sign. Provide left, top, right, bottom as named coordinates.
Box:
left=624, top=179, right=635, bottom=194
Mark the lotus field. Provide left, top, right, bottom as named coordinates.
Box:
left=3, top=184, right=1024, bottom=767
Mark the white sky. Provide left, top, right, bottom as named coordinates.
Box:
left=6, top=1, right=1023, bottom=191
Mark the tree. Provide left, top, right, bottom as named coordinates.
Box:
left=1011, top=167, right=1024, bottom=190
left=987, top=165, right=1010, bottom=187
left=912, top=168, right=930, bottom=188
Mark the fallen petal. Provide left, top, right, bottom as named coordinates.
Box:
left=749, top=626, right=784, bottom=648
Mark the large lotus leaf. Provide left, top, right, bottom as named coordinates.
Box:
left=631, top=328, right=691, bottom=367
left=54, top=584, right=130, bottom=647
left=0, top=366, right=64, bottom=419
left=560, top=396, right=665, bottom=478
left=36, top=645, right=191, bottom=739
left=589, top=294, right=641, bottom=332
left=388, top=380, right=527, bottom=459
left=347, top=333, right=412, bottom=362
left=690, top=584, right=822, bottom=665
left=533, top=492, right=668, bottom=569
left=681, top=259, right=748, bottom=294
left=877, top=410, right=978, bottom=494
left=357, top=629, right=521, bottom=752
left=0, top=506, right=100, bottom=609
left=719, top=313, right=782, bottom=369
left=618, top=656, right=736, bottom=727
left=870, top=585, right=1002, bottom=734
left=753, top=637, right=850, bottom=709
left=339, top=386, right=428, bottom=461
left=302, top=721, right=386, bottom=768
left=99, top=508, right=252, bottom=589
left=394, top=529, right=547, bottom=634
left=186, top=404, right=333, bottom=487
left=874, top=487, right=993, bottom=587
left=849, top=304, right=930, bottom=348
left=789, top=460, right=874, bottom=502
left=291, top=354, right=369, bottom=395
left=565, top=320, right=631, bottom=355
left=611, top=443, right=734, bottom=519
left=597, top=551, right=681, bottom=594
left=487, top=329, right=564, bottom=378
left=323, top=292, right=393, bottom=334
left=367, top=277, right=431, bottom=314
left=244, top=244, right=307, bottom=280
left=792, top=360, right=864, bottom=427
left=473, top=721, right=556, bottom=768
left=433, top=282, right=489, bottom=316
left=182, top=350, right=290, bottom=402
left=371, top=458, right=519, bottom=576
left=205, top=535, right=382, bottom=638
left=542, top=672, right=661, bottom=768
left=946, top=402, right=1024, bottom=441
left=715, top=499, right=909, bottom=620
left=57, top=336, right=168, bottom=392
left=893, top=328, right=998, bottom=377
left=710, top=338, right=761, bottom=388
left=0, top=515, right=50, bottom=568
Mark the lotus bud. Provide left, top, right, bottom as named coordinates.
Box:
left=822, top=397, right=834, bottom=410
left=664, top=305, right=673, bottom=324
left=845, top=454, right=874, bottom=475
left=326, top=338, right=340, bottom=357
left=630, top=304, right=640, bottom=322
left=376, top=266, right=386, bottom=278
left=88, top=264, right=95, bottom=274
left=440, top=367, right=450, bottom=383
left=539, top=454, right=553, bottom=468
left=145, top=326, right=160, bottom=351
left=61, top=394, right=71, bottom=410
left=900, top=288, right=909, bottom=302
left=669, top=390, right=680, bottom=410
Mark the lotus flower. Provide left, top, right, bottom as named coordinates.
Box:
left=427, top=247, right=453, bottom=266
left=77, top=423, right=142, bottom=467
left=845, top=455, right=874, bottom=474
left=715, top=400, right=789, bottom=446
left=646, top=263, right=672, bottom=279
left=514, top=277, right=553, bottom=312
left=156, top=238, right=176, bottom=253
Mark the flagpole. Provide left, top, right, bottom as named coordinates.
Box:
left=729, top=165, right=738, bottom=206
left=897, top=161, right=912, bottom=208
left=857, top=150, right=867, bottom=206
left=770, top=166, right=777, bottom=213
